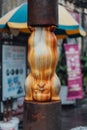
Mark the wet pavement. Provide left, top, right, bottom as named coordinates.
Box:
left=61, top=96, right=87, bottom=130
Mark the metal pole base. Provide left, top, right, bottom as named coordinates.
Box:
left=23, top=100, right=61, bottom=130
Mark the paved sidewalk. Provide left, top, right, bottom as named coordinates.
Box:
left=61, top=96, right=87, bottom=130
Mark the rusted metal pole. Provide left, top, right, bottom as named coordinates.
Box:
left=28, top=0, right=58, bottom=26
left=0, top=0, right=2, bottom=17
left=23, top=0, right=61, bottom=129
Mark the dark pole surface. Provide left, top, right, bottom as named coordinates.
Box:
left=23, top=101, right=61, bottom=130
left=28, top=0, right=58, bottom=27
left=81, top=8, right=85, bottom=55
left=0, top=0, right=2, bottom=17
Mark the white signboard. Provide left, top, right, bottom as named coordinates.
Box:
left=2, top=45, right=26, bottom=101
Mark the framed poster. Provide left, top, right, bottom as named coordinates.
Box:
left=2, top=45, right=26, bottom=101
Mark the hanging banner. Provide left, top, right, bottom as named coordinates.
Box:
left=64, top=44, right=83, bottom=100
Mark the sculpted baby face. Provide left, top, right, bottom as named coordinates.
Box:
left=31, top=80, right=51, bottom=101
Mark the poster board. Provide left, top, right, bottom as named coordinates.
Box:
left=64, top=44, right=83, bottom=100
left=2, top=45, right=26, bottom=101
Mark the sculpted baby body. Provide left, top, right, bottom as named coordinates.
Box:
left=25, top=27, right=60, bottom=101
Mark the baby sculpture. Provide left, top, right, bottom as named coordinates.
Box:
left=25, top=26, right=61, bottom=102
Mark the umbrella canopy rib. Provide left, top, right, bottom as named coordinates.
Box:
left=0, top=2, right=86, bottom=39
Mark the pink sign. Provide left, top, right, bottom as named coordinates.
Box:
left=64, top=44, right=83, bottom=100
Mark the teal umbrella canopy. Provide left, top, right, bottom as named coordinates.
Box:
left=0, top=3, right=27, bottom=28
left=0, top=2, right=86, bottom=39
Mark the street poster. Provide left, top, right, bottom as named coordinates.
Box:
left=2, top=45, right=26, bottom=101
left=64, top=44, right=83, bottom=100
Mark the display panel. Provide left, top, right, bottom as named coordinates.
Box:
left=2, top=45, right=26, bottom=101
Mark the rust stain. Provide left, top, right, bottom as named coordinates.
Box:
left=32, top=112, right=46, bottom=121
